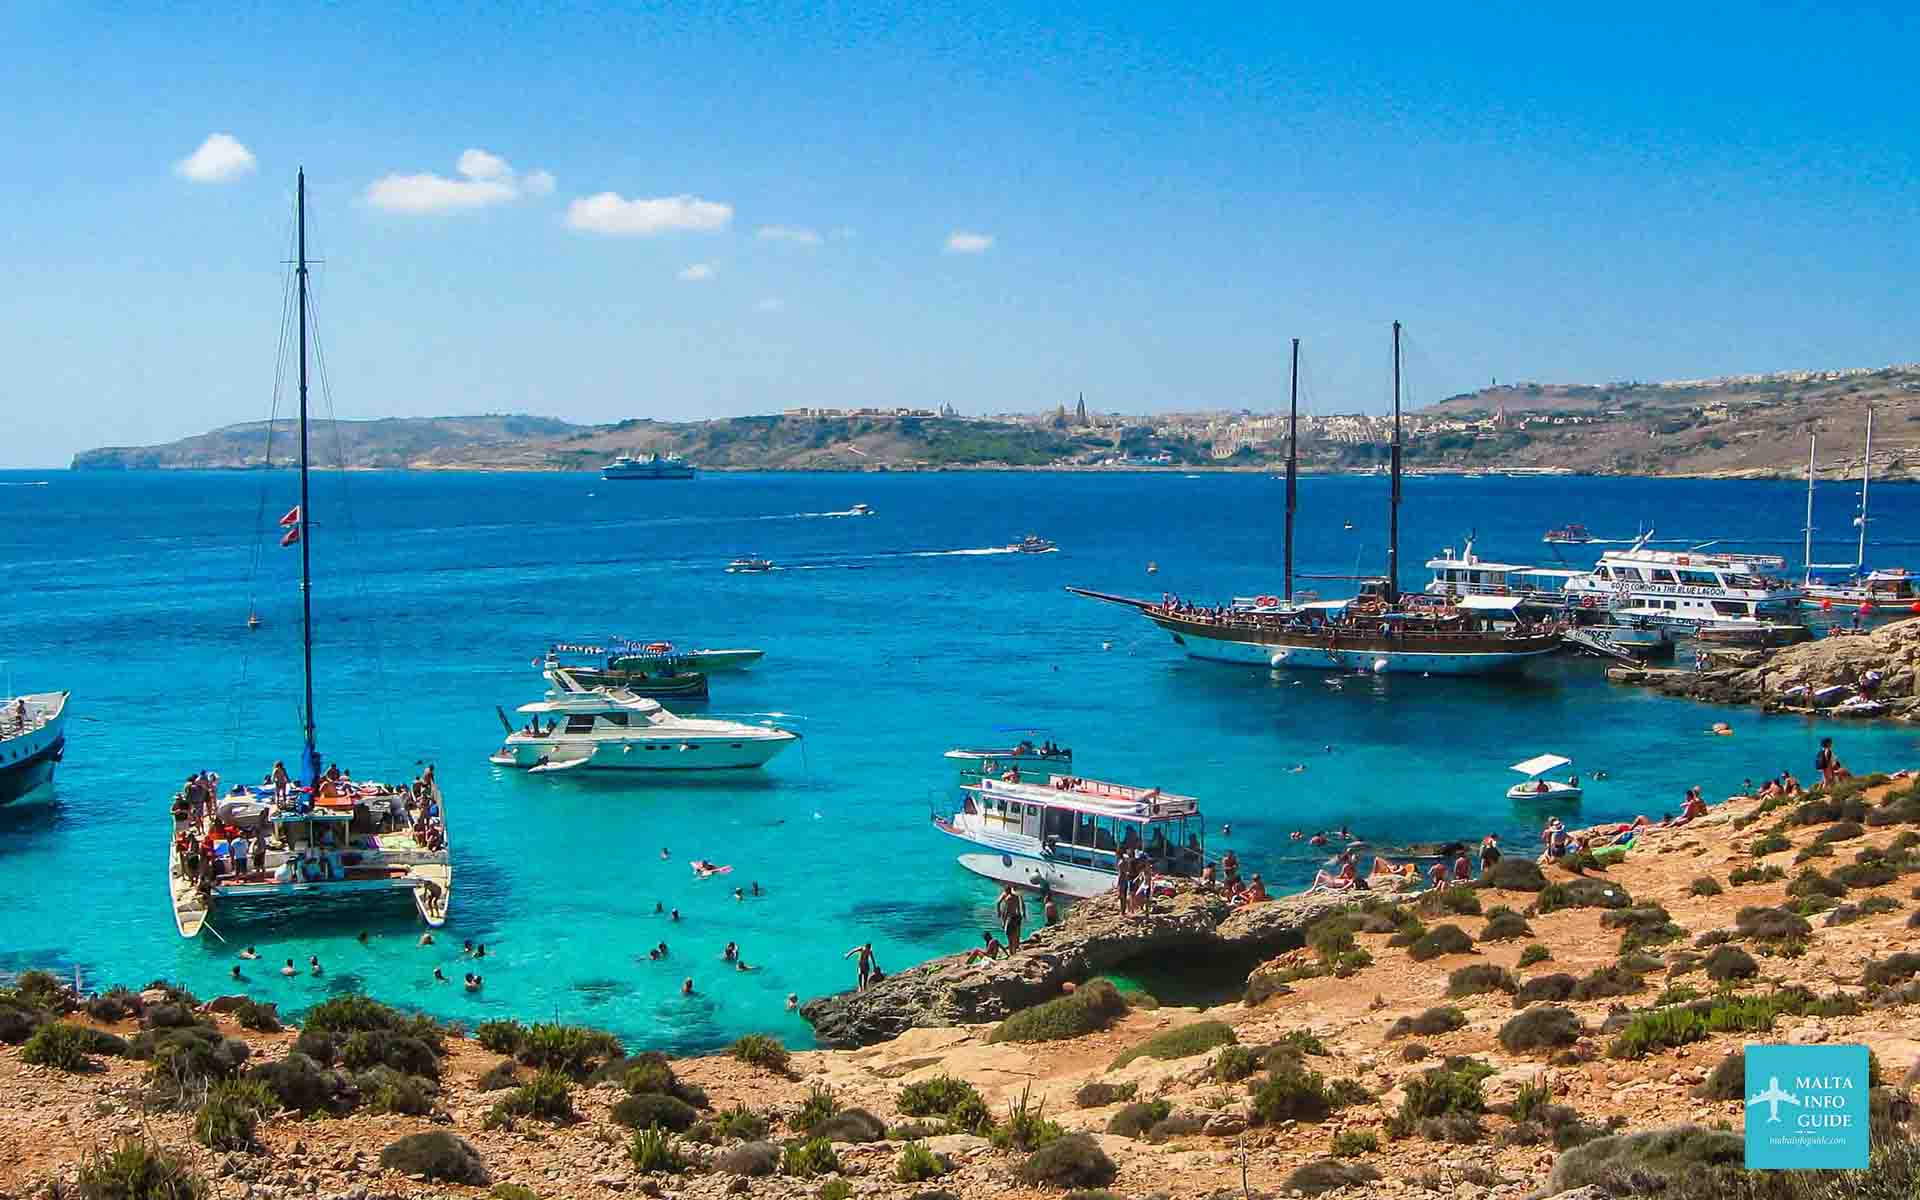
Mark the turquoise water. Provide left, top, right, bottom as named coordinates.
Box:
left=2, top=468, right=1917, bottom=1051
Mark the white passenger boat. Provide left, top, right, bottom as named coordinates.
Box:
left=0, top=690, right=68, bottom=805
left=490, top=670, right=797, bottom=773
left=1011, top=535, right=1057, bottom=554
left=1562, top=532, right=1802, bottom=621
left=167, top=172, right=450, bottom=940
left=727, top=557, right=775, bottom=574
left=934, top=764, right=1206, bottom=899
left=1423, top=535, right=1581, bottom=618
left=603, top=452, right=696, bottom=481
left=1507, top=754, right=1583, bottom=802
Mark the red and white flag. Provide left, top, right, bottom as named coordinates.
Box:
left=278, top=505, right=301, bottom=528
left=280, top=524, right=301, bottom=547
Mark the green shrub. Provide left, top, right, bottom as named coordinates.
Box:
left=717, top=1141, right=781, bottom=1176
left=1616, top=952, right=1665, bottom=975
left=1729, top=864, right=1786, bottom=885
left=1385, top=1006, right=1465, bottom=1039
left=1283, top=1159, right=1381, bottom=1196
left=1384, top=922, right=1427, bottom=948
left=1328, top=1078, right=1373, bottom=1109
left=1212, top=1045, right=1258, bottom=1083
left=339, top=1029, right=439, bottom=1078
left=1106, top=1099, right=1172, bottom=1138
left=1517, top=943, right=1551, bottom=967
left=1815, top=820, right=1866, bottom=844
left=139, top=1026, right=252, bottom=1106
left=490, top=1185, right=540, bottom=1200
left=1836, top=861, right=1899, bottom=889
left=611, top=1090, right=696, bottom=1133
left=23, top=1021, right=123, bottom=1071
left=303, top=996, right=444, bottom=1053
left=894, top=1140, right=950, bottom=1182
left=1704, top=945, right=1759, bottom=982
left=1446, top=964, right=1517, bottom=998
left=793, top=1082, right=839, bottom=1133
left=1788, top=867, right=1846, bottom=898
left=360, top=1067, right=434, bottom=1116
left=811, top=1108, right=887, bottom=1143
left=1863, top=951, right=1920, bottom=986
left=988, top=980, right=1126, bottom=1044
left=781, top=1136, right=840, bottom=1178
left=1071, top=1080, right=1135, bottom=1109
left=1536, top=879, right=1632, bottom=913
left=85, top=988, right=144, bottom=1023
left=1694, top=1050, right=1745, bottom=1100
left=231, top=999, right=280, bottom=1033
left=1514, top=973, right=1576, bottom=1006
left=1545, top=1125, right=1743, bottom=1194
left=75, top=1138, right=208, bottom=1200
left=1736, top=905, right=1812, bottom=942
left=1251, top=1058, right=1331, bottom=1124
left=1275, top=1028, right=1329, bottom=1056
left=475, top=1020, right=526, bottom=1054
left=731, top=1033, right=790, bottom=1073
left=1498, top=1006, right=1581, bottom=1053
left=990, top=1084, right=1063, bottom=1151
left=817, top=1179, right=853, bottom=1200
left=192, top=1081, right=274, bottom=1151
left=1017, top=1133, right=1115, bottom=1189
left=489, top=1070, right=576, bottom=1127
left=379, top=1132, right=489, bottom=1184
left=629, top=1127, right=688, bottom=1174
left=515, top=1023, right=621, bottom=1078
left=1388, top=1058, right=1491, bottom=1137
left=1751, top=832, right=1791, bottom=855
left=1409, top=924, right=1475, bottom=961
left=1689, top=876, right=1724, bottom=897
left=1479, top=911, right=1533, bottom=942
left=479, top=1060, right=519, bottom=1091
left=708, top=1104, right=769, bottom=1142
left=1331, top=1129, right=1379, bottom=1157
left=1478, top=858, right=1547, bottom=891
left=244, top=1052, right=342, bottom=1115
left=1419, top=887, right=1483, bottom=917
left=1110, top=1019, right=1235, bottom=1068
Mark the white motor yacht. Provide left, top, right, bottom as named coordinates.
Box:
left=491, top=670, right=798, bottom=774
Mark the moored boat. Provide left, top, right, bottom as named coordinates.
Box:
left=540, top=648, right=708, bottom=701
left=1423, top=535, right=1582, bottom=619
left=1562, top=533, right=1802, bottom=622
left=1801, top=415, right=1919, bottom=615
left=727, top=557, right=775, bottom=574
left=0, top=690, right=68, bottom=805
left=1507, top=753, right=1583, bottom=802
left=603, top=452, right=696, bottom=481
left=490, top=669, right=797, bottom=773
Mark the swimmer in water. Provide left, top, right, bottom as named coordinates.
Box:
left=465, top=973, right=482, bottom=992
left=475, top=943, right=486, bottom=959
left=357, top=931, right=368, bottom=944
left=657, top=942, right=669, bottom=959
left=648, top=948, right=660, bottom=961
left=281, top=959, right=296, bottom=977
left=661, top=848, right=670, bottom=859
left=786, top=993, right=799, bottom=1011
left=670, top=909, right=681, bottom=922
left=231, top=964, right=243, bottom=980
left=462, top=939, right=474, bottom=956
left=309, top=955, right=323, bottom=976
left=735, top=959, right=752, bottom=972
left=723, top=941, right=738, bottom=963
left=433, top=967, right=446, bottom=982
left=751, top=881, right=763, bottom=897
left=681, top=978, right=695, bottom=996
left=418, top=933, right=434, bottom=946
left=239, top=946, right=259, bottom=960
left=655, top=901, right=664, bottom=914
left=1289, top=763, right=1306, bottom=773
left=733, top=887, right=745, bottom=902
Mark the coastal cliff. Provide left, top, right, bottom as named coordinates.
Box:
left=1609, top=616, right=1920, bottom=718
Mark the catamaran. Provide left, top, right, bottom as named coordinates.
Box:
left=933, top=757, right=1206, bottom=899
left=490, top=669, right=797, bottom=774
left=1801, top=414, right=1919, bottom=614
left=1069, top=328, right=1563, bottom=675
left=167, top=171, right=450, bottom=940
left=0, top=690, right=68, bottom=805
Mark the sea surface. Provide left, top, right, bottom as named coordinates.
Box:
left=2, top=467, right=1917, bottom=1050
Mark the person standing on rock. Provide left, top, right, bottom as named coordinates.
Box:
left=844, top=942, right=878, bottom=989
left=1043, top=892, right=1060, bottom=927
left=996, top=884, right=1026, bottom=949
left=1816, top=737, right=1842, bottom=788
left=1115, top=849, right=1134, bottom=916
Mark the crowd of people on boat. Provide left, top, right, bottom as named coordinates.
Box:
left=1150, top=592, right=1569, bottom=641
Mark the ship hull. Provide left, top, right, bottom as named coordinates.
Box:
left=1156, top=618, right=1558, bottom=675
left=0, top=735, right=62, bottom=805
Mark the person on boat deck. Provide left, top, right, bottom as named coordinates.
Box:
left=845, top=942, right=878, bottom=989
left=229, top=834, right=250, bottom=878
left=271, top=761, right=290, bottom=801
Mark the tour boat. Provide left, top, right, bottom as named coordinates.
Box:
left=1507, top=753, right=1582, bottom=802
left=548, top=640, right=764, bottom=679
left=1801, top=417, right=1919, bottom=614
left=1691, top=620, right=1812, bottom=648
left=538, top=649, right=707, bottom=701
left=943, top=739, right=1072, bottom=785
left=1544, top=524, right=1594, bottom=544
left=933, top=763, right=1206, bottom=899
left=1564, top=621, right=1675, bottom=660
left=727, top=557, right=775, bottom=574
left=1561, top=532, right=1802, bottom=622
left=0, top=690, right=67, bottom=806
left=1069, top=328, right=1564, bottom=675
left=490, top=669, right=797, bottom=774
left=1011, top=535, right=1057, bottom=554
left=1423, top=535, right=1582, bottom=618
left=167, top=171, right=451, bottom=940
left=603, top=452, right=696, bottom=481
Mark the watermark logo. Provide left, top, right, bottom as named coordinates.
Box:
left=1745, top=1044, right=1869, bottom=1169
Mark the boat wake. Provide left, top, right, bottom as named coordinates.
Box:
left=0, top=481, right=50, bottom=487
left=908, top=546, right=1027, bottom=557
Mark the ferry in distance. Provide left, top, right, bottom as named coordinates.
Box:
left=603, top=452, right=696, bottom=481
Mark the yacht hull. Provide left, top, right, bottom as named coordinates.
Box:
left=1162, top=623, right=1558, bottom=675
left=494, top=733, right=795, bottom=771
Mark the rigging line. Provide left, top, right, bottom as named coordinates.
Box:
left=303, top=273, right=400, bottom=767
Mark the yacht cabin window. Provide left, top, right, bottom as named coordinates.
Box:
left=1680, top=570, right=1720, bottom=587
left=565, top=715, right=594, bottom=733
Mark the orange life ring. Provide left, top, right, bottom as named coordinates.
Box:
left=1677, top=556, right=1690, bottom=566
left=1258, top=595, right=1278, bottom=608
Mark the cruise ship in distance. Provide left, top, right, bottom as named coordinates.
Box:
left=1561, top=532, right=1802, bottom=621
left=602, top=452, right=696, bottom=481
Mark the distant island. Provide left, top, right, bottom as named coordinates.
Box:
left=72, top=363, right=1920, bottom=477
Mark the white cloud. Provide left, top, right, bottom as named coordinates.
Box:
left=757, top=225, right=822, bottom=246
left=945, top=230, right=994, bottom=254
left=756, top=297, right=784, bottom=312
left=365, top=148, right=555, bottom=214
left=174, top=133, right=257, bottom=183
left=678, top=263, right=715, bottom=282
left=566, top=192, right=733, bottom=236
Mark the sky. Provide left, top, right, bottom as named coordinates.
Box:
left=1, top=1, right=1917, bottom=467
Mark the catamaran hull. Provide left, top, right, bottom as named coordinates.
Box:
left=1165, top=627, right=1556, bottom=675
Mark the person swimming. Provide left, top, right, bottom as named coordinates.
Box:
left=309, top=955, right=323, bottom=976
left=785, top=993, right=799, bottom=1011
left=231, top=964, right=243, bottom=980
left=281, top=959, right=297, bottom=977
left=418, top=932, right=434, bottom=946
left=681, top=978, right=695, bottom=996
left=433, top=967, right=446, bottom=982
left=240, top=946, right=259, bottom=960
left=464, top=973, right=482, bottom=991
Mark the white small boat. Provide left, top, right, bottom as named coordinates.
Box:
left=850, top=503, right=873, bottom=516
left=1507, top=753, right=1583, bottom=802
left=490, top=670, right=797, bottom=773
left=1010, top=535, right=1056, bottom=554
left=727, top=557, right=775, bottom=574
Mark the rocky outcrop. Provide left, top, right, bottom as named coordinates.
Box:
left=1607, top=617, right=1920, bottom=720
left=800, top=888, right=1350, bottom=1048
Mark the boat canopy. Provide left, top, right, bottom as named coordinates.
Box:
left=516, top=693, right=663, bottom=716
left=1300, top=599, right=1352, bottom=612
left=973, top=775, right=1200, bottom=820
left=1458, top=595, right=1525, bottom=612
left=1510, top=753, right=1572, bottom=777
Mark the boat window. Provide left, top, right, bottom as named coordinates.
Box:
left=1094, top=817, right=1117, bottom=851
left=1712, top=601, right=1748, bottom=617
left=1611, top=566, right=1644, bottom=583
left=1595, top=566, right=1611, bottom=580
left=1075, top=813, right=1096, bottom=847
left=1650, top=569, right=1678, bottom=584
left=565, top=715, right=594, bottom=733
left=1044, top=807, right=1072, bottom=842
left=604, top=712, right=629, bottom=727
left=1726, top=573, right=1763, bottom=589
left=1680, top=570, right=1721, bottom=587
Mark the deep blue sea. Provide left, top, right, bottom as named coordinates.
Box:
left=2, top=467, right=1917, bottom=1050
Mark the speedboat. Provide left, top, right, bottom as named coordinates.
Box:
left=1507, top=753, right=1583, bottom=802
left=537, top=650, right=708, bottom=701
left=850, top=503, right=874, bottom=516
left=727, top=558, right=775, bottom=574
left=0, top=690, right=68, bottom=805
left=933, top=761, right=1205, bottom=899
left=1544, top=524, right=1594, bottom=544
left=551, top=640, right=764, bottom=675
left=944, top=739, right=1071, bottom=785
left=490, top=670, right=797, bottom=774
left=1011, top=535, right=1056, bottom=554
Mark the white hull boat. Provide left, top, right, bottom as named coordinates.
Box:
left=492, top=669, right=797, bottom=773
left=0, top=690, right=68, bottom=805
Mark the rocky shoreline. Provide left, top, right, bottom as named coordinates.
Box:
left=1607, top=616, right=1920, bottom=720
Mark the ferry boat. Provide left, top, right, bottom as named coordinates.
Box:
left=1423, top=536, right=1581, bottom=618
left=538, top=648, right=707, bottom=701
left=727, top=557, right=775, bottom=574
left=934, top=762, right=1206, bottom=899
left=490, top=670, right=797, bottom=774
left=1801, top=417, right=1919, bottom=614
left=1561, top=532, right=1802, bottom=622
left=603, top=452, right=696, bottom=481
left=1069, top=327, right=1564, bottom=676
left=1011, top=535, right=1057, bottom=554
left=1543, top=524, right=1594, bottom=544
left=0, top=690, right=68, bottom=805
left=167, top=171, right=451, bottom=940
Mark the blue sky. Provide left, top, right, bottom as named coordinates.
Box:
left=1, top=1, right=1916, bottom=466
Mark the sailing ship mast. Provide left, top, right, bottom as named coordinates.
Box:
left=1802, top=433, right=1816, bottom=584
left=1386, top=320, right=1402, bottom=604
left=1284, top=338, right=1299, bottom=603
left=295, top=169, right=319, bottom=787
left=1856, top=407, right=1873, bottom=570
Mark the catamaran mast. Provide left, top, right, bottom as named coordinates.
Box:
left=296, top=169, right=318, bottom=786
left=1857, top=408, right=1873, bottom=570
left=1284, top=337, right=1299, bottom=603
left=1387, top=320, right=1402, bottom=604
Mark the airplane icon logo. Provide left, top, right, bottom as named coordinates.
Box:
left=1747, top=1076, right=1802, bottom=1123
